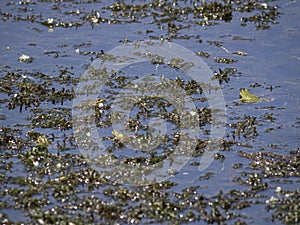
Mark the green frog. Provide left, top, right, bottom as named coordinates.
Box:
left=240, top=89, right=269, bottom=103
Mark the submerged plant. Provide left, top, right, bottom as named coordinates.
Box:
left=36, top=135, right=50, bottom=148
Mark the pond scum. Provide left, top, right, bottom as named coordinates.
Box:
left=0, top=0, right=299, bottom=224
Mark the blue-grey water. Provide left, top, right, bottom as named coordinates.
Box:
left=0, top=0, right=299, bottom=224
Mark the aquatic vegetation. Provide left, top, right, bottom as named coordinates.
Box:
left=214, top=57, right=238, bottom=64
left=0, top=70, right=74, bottom=111
left=0, top=0, right=281, bottom=32
left=266, top=189, right=299, bottom=224
left=0, top=127, right=29, bottom=150
left=168, top=58, right=195, bottom=71
left=233, top=51, right=248, bottom=56
left=36, top=135, right=50, bottom=148
left=239, top=150, right=300, bottom=178
left=238, top=149, right=300, bottom=223
left=0, top=0, right=297, bottom=224
left=207, top=40, right=229, bottom=52
left=196, top=51, right=210, bottom=58
left=18, top=54, right=33, bottom=63
left=28, top=108, right=72, bottom=130
left=212, top=68, right=237, bottom=84
left=236, top=1, right=280, bottom=29
left=230, top=115, right=258, bottom=139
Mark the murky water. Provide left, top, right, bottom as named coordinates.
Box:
left=0, top=0, right=299, bottom=224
